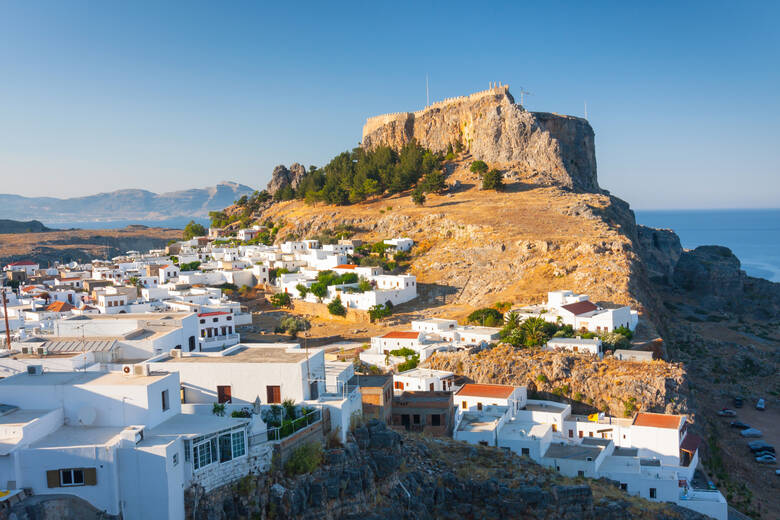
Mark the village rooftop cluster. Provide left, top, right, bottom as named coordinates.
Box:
left=0, top=231, right=726, bottom=519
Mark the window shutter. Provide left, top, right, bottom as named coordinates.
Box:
left=84, top=467, right=97, bottom=486
left=46, top=470, right=59, bottom=488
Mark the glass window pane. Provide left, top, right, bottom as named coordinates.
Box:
left=73, top=469, right=84, bottom=484
left=61, top=470, right=72, bottom=485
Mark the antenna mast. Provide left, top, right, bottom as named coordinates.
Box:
left=518, top=87, right=533, bottom=107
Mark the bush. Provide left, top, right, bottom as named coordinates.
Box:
left=327, top=296, right=347, bottom=316
left=482, top=169, right=504, bottom=191
left=284, top=442, right=323, bottom=476
left=536, top=374, right=548, bottom=383
left=613, top=325, right=633, bottom=339
left=470, top=160, right=488, bottom=174
left=179, top=261, right=201, bottom=271
left=467, top=308, right=503, bottom=326
left=295, top=283, right=309, bottom=298
left=600, top=331, right=630, bottom=351
left=270, top=292, right=292, bottom=308
left=279, top=316, right=311, bottom=338
left=411, top=186, right=425, bottom=206
left=623, top=397, right=638, bottom=418
left=368, top=303, right=392, bottom=322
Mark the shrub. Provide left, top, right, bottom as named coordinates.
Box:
left=467, top=308, right=503, bottom=326
left=482, top=169, right=504, bottom=191
left=536, top=374, right=548, bottom=383
left=573, top=392, right=584, bottom=401
left=470, top=160, right=488, bottom=174
left=183, top=220, right=206, bottom=240
left=231, top=409, right=251, bottom=418
left=284, top=442, right=323, bottom=476
left=368, top=303, right=392, bottom=322
left=179, top=261, right=201, bottom=271
left=623, top=397, right=638, bottom=418
left=411, top=186, right=426, bottom=206
left=295, top=283, right=309, bottom=298
left=212, top=403, right=225, bottom=416
left=279, top=316, right=310, bottom=338
left=327, top=296, right=347, bottom=316
left=310, top=282, right=328, bottom=301
left=270, top=292, right=292, bottom=308
left=600, top=331, right=630, bottom=351
left=613, top=325, right=633, bottom=339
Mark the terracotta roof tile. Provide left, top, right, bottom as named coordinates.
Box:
left=46, top=301, right=76, bottom=312
left=680, top=432, right=702, bottom=454
left=632, top=412, right=684, bottom=429
left=381, top=331, right=420, bottom=340
left=455, top=383, right=516, bottom=399
left=334, top=264, right=357, bottom=269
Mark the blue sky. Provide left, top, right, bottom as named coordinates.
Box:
left=1, top=1, right=778, bottom=209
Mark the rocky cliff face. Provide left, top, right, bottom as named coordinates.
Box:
left=186, top=420, right=705, bottom=520
left=362, top=86, right=599, bottom=192
left=267, top=163, right=307, bottom=195
left=426, top=345, right=690, bottom=417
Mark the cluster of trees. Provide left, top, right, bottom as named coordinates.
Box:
left=275, top=141, right=443, bottom=205
left=469, top=160, right=504, bottom=191
left=296, top=270, right=359, bottom=302
left=182, top=220, right=206, bottom=240
left=368, top=302, right=393, bottom=322
left=179, top=261, right=201, bottom=271
left=387, top=347, right=419, bottom=372
left=209, top=191, right=272, bottom=229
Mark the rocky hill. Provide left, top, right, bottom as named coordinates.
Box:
left=362, top=85, right=598, bottom=192
left=0, top=181, right=255, bottom=226
left=0, top=219, right=53, bottom=234
left=187, top=420, right=706, bottom=520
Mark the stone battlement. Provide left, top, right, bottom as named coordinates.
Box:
left=363, top=85, right=511, bottom=138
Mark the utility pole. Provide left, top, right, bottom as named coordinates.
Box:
left=518, top=87, right=533, bottom=106
left=2, top=290, right=11, bottom=350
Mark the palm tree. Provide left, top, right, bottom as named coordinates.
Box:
left=505, top=310, right=521, bottom=329
left=521, top=317, right=548, bottom=347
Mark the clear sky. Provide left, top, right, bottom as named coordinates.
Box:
left=1, top=1, right=778, bottom=209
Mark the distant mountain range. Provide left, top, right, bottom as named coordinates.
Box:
left=0, top=181, right=256, bottom=227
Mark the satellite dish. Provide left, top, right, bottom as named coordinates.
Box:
left=77, top=406, right=96, bottom=426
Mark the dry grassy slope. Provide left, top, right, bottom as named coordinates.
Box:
left=256, top=158, right=660, bottom=320
left=427, top=345, right=689, bottom=416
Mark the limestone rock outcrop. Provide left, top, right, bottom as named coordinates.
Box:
left=267, top=163, right=307, bottom=195
left=636, top=226, right=683, bottom=285
left=362, top=86, right=599, bottom=192
left=673, top=245, right=746, bottom=303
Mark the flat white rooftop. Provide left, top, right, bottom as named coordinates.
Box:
left=158, top=344, right=309, bottom=364
left=396, top=367, right=454, bottom=378
left=0, top=371, right=170, bottom=387
left=30, top=426, right=124, bottom=449
left=500, top=419, right=551, bottom=439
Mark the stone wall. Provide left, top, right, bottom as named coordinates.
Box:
left=274, top=420, right=324, bottom=466
left=192, top=441, right=274, bottom=493
left=291, top=299, right=371, bottom=323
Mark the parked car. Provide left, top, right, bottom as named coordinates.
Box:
left=755, top=450, right=776, bottom=458
left=748, top=441, right=774, bottom=453
left=740, top=428, right=763, bottom=438
left=730, top=421, right=751, bottom=430
left=755, top=454, right=777, bottom=464
left=756, top=398, right=766, bottom=411
left=717, top=409, right=737, bottom=417
left=733, top=396, right=744, bottom=408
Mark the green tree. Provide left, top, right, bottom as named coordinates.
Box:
left=411, top=186, right=426, bottom=206
left=279, top=316, right=311, bottom=338
left=482, top=169, right=504, bottom=191
left=270, top=292, right=292, bottom=308
left=327, top=296, right=347, bottom=316
left=520, top=317, right=551, bottom=347
left=368, top=303, right=392, bottom=322
left=183, top=220, right=207, bottom=240
left=470, top=160, right=488, bottom=175
left=295, top=283, right=309, bottom=298
left=467, top=308, right=503, bottom=326
left=310, top=282, right=328, bottom=302
left=420, top=170, right=446, bottom=193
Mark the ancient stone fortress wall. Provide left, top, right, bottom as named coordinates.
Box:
left=362, top=85, right=511, bottom=139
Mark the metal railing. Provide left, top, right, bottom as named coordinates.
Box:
left=201, top=333, right=239, bottom=343
left=265, top=408, right=322, bottom=442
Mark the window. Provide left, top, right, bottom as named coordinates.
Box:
left=60, top=469, right=84, bottom=486
left=217, top=385, right=232, bottom=404
left=431, top=414, right=441, bottom=426
left=620, top=483, right=627, bottom=491
left=227, top=316, right=232, bottom=321
left=477, top=402, right=483, bottom=411
left=213, top=318, right=218, bottom=323
left=172, top=453, right=179, bottom=466
left=413, top=414, right=420, bottom=425
left=231, top=431, right=246, bottom=458
left=394, top=381, right=404, bottom=390
left=429, top=383, right=434, bottom=391
left=193, top=437, right=216, bottom=470
left=649, top=488, right=657, bottom=499
left=552, top=424, right=557, bottom=432
left=521, top=448, right=530, bottom=456
left=462, top=401, right=467, bottom=410
left=200, top=319, right=205, bottom=324
left=579, top=431, right=583, bottom=438
left=161, top=389, right=170, bottom=411
left=568, top=429, right=573, bottom=438
left=266, top=385, right=281, bottom=404
left=578, top=471, right=585, bottom=477
left=589, top=432, right=594, bottom=437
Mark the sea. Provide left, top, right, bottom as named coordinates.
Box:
left=635, top=209, right=780, bottom=283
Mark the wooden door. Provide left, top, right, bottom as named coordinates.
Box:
left=217, top=385, right=232, bottom=403
left=266, top=385, right=281, bottom=404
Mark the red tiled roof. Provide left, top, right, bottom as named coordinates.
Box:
left=198, top=311, right=230, bottom=317
left=632, top=412, right=684, bottom=429
left=381, top=331, right=420, bottom=340
left=560, top=301, right=598, bottom=315
left=334, top=264, right=357, bottom=269
left=455, top=383, right=516, bottom=399
left=7, top=260, right=38, bottom=266
left=680, top=433, right=702, bottom=454
left=47, top=301, right=76, bottom=312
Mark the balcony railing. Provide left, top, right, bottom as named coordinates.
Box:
left=201, top=333, right=239, bottom=343
left=265, top=408, right=322, bottom=441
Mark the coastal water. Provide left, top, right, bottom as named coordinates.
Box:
left=635, top=209, right=780, bottom=283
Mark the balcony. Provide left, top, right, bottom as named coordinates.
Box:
left=201, top=333, right=239, bottom=343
